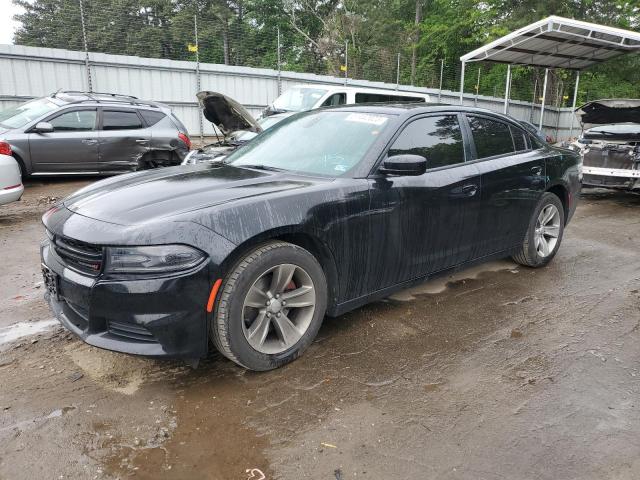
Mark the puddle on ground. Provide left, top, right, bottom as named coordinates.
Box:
left=388, top=259, right=519, bottom=301
left=0, top=319, right=60, bottom=350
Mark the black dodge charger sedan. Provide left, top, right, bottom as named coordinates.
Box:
left=41, top=104, right=581, bottom=370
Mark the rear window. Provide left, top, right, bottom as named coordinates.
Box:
left=102, top=110, right=143, bottom=130
left=139, top=109, right=166, bottom=127
left=468, top=116, right=515, bottom=158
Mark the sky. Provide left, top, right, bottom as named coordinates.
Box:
left=1, top=0, right=24, bottom=45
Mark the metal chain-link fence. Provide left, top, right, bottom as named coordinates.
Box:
left=13, top=0, right=621, bottom=110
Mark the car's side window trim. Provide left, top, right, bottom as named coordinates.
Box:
left=368, top=112, right=469, bottom=176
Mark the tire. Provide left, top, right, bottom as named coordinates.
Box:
left=211, top=241, right=327, bottom=371
left=512, top=192, right=565, bottom=268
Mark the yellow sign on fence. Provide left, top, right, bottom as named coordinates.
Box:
left=188, top=44, right=198, bottom=53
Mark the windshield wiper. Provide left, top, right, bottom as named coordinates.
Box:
left=236, top=164, right=286, bottom=172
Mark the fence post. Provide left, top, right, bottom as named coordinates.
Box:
left=344, top=40, right=348, bottom=86
left=396, top=53, right=400, bottom=90
left=438, top=59, right=444, bottom=102
left=277, top=27, right=282, bottom=96
left=78, top=0, right=92, bottom=92
left=503, top=64, right=512, bottom=115
left=529, top=75, right=538, bottom=122
left=194, top=15, right=203, bottom=144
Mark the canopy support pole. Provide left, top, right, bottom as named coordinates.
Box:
left=503, top=64, right=512, bottom=114
left=568, top=70, right=581, bottom=140
left=459, top=61, right=466, bottom=105
left=538, top=68, right=549, bottom=132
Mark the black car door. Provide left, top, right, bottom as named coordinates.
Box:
left=465, top=114, right=547, bottom=257
left=366, top=113, right=483, bottom=293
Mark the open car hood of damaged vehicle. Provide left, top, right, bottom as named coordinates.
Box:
left=575, top=99, right=640, bottom=130
left=197, top=91, right=262, bottom=137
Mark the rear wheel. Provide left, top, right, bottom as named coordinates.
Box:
left=512, top=192, right=565, bottom=267
left=211, top=241, right=327, bottom=371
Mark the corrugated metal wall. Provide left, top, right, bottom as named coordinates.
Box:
left=0, top=44, right=578, bottom=140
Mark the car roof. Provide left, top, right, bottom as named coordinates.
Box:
left=320, top=102, right=524, bottom=124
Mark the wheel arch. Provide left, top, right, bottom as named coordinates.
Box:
left=10, top=151, right=29, bottom=177
left=218, top=227, right=340, bottom=315
left=546, top=183, right=569, bottom=224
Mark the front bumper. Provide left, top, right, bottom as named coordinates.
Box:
left=41, top=238, right=211, bottom=359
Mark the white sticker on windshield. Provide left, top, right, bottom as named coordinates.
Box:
left=345, top=113, right=388, bottom=126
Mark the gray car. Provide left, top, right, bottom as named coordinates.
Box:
left=0, top=91, right=191, bottom=177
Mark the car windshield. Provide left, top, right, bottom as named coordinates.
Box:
left=233, top=115, right=287, bottom=142
left=272, top=87, right=329, bottom=112
left=225, top=111, right=390, bottom=177
left=0, top=97, right=59, bottom=129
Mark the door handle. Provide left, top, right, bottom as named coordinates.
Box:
left=461, top=184, right=478, bottom=197
left=82, top=139, right=98, bottom=145
left=531, top=166, right=543, bottom=176
left=135, top=139, right=149, bottom=144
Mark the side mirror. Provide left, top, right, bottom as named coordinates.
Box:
left=379, top=154, right=427, bottom=176
left=33, top=122, right=54, bottom=134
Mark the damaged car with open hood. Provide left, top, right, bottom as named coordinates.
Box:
left=571, top=99, right=640, bottom=190
left=182, top=91, right=293, bottom=165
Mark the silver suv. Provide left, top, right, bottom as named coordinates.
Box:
left=0, top=91, right=191, bottom=177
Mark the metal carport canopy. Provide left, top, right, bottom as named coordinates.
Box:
left=458, top=16, right=640, bottom=133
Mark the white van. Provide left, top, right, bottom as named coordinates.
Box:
left=264, top=85, right=430, bottom=116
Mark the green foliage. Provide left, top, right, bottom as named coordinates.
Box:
left=11, top=0, right=640, bottom=103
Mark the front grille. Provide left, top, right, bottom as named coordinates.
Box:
left=107, top=320, right=157, bottom=343
left=53, top=236, right=104, bottom=276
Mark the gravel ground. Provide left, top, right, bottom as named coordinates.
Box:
left=0, top=179, right=639, bottom=480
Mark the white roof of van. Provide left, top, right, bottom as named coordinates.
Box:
left=290, top=84, right=429, bottom=97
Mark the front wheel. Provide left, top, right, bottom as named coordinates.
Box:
left=211, top=241, right=327, bottom=371
left=512, top=192, right=565, bottom=268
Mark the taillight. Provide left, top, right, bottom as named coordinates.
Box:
left=0, top=141, right=12, bottom=156
left=178, top=133, right=191, bottom=150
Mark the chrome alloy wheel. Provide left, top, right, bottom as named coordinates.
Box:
left=242, top=264, right=316, bottom=354
left=534, top=204, right=561, bottom=258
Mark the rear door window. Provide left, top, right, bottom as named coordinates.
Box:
left=468, top=116, right=515, bottom=158
left=388, top=115, right=465, bottom=170
left=102, top=110, right=143, bottom=130
left=48, top=109, right=96, bottom=132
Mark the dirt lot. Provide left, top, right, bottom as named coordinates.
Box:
left=1, top=179, right=639, bottom=480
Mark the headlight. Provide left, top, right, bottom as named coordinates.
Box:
left=105, top=245, right=206, bottom=274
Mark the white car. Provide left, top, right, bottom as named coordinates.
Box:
left=0, top=152, right=24, bottom=206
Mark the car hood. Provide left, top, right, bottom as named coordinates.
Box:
left=197, top=91, right=262, bottom=137
left=63, top=164, right=318, bottom=226
left=575, top=99, right=640, bottom=129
